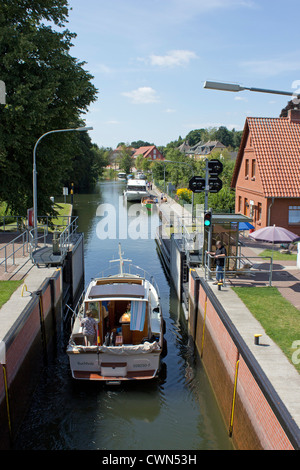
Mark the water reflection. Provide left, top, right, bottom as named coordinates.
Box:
left=14, top=181, right=233, bottom=450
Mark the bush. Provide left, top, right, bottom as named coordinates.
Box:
left=176, top=188, right=192, bottom=203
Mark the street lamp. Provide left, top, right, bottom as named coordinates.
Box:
left=32, top=126, right=93, bottom=246
left=203, top=80, right=300, bottom=98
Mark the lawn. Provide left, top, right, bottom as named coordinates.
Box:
left=259, top=249, right=297, bottom=261
left=232, top=286, right=300, bottom=373
left=0, top=280, right=23, bottom=309
left=0, top=203, right=72, bottom=232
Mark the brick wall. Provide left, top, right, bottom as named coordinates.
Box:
left=188, top=271, right=298, bottom=450
left=0, top=269, right=63, bottom=448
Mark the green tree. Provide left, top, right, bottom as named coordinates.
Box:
left=135, top=154, right=144, bottom=170
left=0, top=0, right=97, bottom=215
left=118, top=145, right=134, bottom=174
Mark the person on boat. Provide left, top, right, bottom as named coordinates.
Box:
left=81, top=310, right=98, bottom=346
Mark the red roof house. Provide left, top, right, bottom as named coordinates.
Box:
left=231, top=109, right=300, bottom=235
left=133, top=145, right=164, bottom=161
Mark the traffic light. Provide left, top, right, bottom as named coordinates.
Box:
left=204, top=211, right=212, bottom=227
left=189, top=176, right=206, bottom=193
left=208, top=176, right=223, bottom=193
left=208, top=159, right=223, bottom=193
left=208, top=159, right=223, bottom=175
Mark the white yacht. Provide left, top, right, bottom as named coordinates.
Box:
left=66, top=245, right=166, bottom=383
left=124, top=179, right=149, bottom=201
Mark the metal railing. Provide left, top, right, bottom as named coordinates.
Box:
left=0, top=231, right=30, bottom=272
left=28, top=216, right=78, bottom=256
left=204, top=252, right=273, bottom=286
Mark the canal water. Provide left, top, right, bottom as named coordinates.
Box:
left=15, top=181, right=233, bottom=450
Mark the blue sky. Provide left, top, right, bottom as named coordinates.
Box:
left=65, top=0, right=300, bottom=149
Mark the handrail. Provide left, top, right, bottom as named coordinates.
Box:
left=204, top=252, right=273, bottom=286
left=0, top=231, right=29, bottom=272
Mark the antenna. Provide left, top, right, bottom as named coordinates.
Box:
left=109, top=243, right=132, bottom=275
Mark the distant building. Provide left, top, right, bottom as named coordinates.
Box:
left=231, top=109, right=300, bottom=235
left=179, top=140, right=227, bottom=159
left=133, top=145, right=164, bottom=161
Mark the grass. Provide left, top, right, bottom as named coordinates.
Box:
left=232, top=286, right=300, bottom=372
left=0, top=202, right=72, bottom=232
left=259, top=249, right=297, bottom=261
left=0, top=280, right=23, bottom=309
left=50, top=203, right=72, bottom=231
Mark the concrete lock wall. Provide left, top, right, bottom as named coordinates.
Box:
left=0, top=269, right=63, bottom=449
left=188, top=270, right=299, bottom=450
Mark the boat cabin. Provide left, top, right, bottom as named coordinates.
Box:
left=70, top=277, right=160, bottom=348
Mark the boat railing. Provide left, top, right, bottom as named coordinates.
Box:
left=66, top=289, right=85, bottom=328
left=95, top=262, right=161, bottom=300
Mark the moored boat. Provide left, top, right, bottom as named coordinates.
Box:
left=141, top=195, right=158, bottom=210
left=124, top=179, right=149, bottom=201
left=66, top=244, right=166, bottom=383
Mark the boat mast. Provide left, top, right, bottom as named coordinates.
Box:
left=110, top=243, right=132, bottom=275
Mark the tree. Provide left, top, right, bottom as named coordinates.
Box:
left=118, top=145, right=134, bottom=174
left=0, top=0, right=97, bottom=215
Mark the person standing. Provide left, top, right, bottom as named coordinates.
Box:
left=208, top=241, right=227, bottom=284
left=81, top=310, right=98, bottom=346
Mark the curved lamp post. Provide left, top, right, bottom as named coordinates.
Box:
left=32, top=126, right=93, bottom=246
left=203, top=80, right=300, bottom=99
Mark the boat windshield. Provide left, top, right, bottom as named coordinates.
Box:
left=127, top=185, right=147, bottom=191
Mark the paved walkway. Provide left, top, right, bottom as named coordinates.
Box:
left=0, top=233, right=33, bottom=281
left=229, top=235, right=300, bottom=310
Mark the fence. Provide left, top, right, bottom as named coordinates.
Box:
left=0, top=216, right=78, bottom=273
left=204, top=252, right=274, bottom=286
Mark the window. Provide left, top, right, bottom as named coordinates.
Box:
left=244, top=198, right=248, bottom=215
left=238, top=196, right=242, bottom=212
left=245, top=159, right=249, bottom=178
left=251, top=159, right=256, bottom=178
left=289, top=206, right=300, bottom=224
left=257, top=203, right=262, bottom=221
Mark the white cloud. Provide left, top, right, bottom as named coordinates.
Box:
left=234, top=96, right=248, bottom=101
left=122, top=87, right=160, bottom=104
left=149, top=50, right=197, bottom=67
left=165, top=108, right=176, bottom=113
left=106, top=120, right=120, bottom=125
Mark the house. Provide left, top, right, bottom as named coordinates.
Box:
left=231, top=109, right=300, bottom=236
left=179, top=140, right=227, bottom=160
left=133, top=145, right=164, bottom=161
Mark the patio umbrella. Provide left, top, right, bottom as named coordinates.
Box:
left=249, top=225, right=300, bottom=285
left=238, top=221, right=254, bottom=231
left=249, top=225, right=300, bottom=244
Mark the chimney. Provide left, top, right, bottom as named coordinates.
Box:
left=288, top=108, right=300, bottom=123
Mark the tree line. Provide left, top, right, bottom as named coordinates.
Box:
left=0, top=0, right=105, bottom=216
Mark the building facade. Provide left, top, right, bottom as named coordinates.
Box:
left=133, top=145, right=164, bottom=161
left=231, top=109, right=300, bottom=236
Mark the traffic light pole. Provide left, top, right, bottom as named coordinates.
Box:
left=204, top=159, right=209, bottom=211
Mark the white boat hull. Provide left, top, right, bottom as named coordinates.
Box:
left=124, top=191, right=149, bottom=201
left=67, top=349, right=161, bottom=381
left=66, top=244, right=166, bottom=383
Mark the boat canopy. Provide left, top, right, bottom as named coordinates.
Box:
left=88, top=283, right=145, bottom=299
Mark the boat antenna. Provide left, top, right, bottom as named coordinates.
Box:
left=110, top=243, right=132, bottom=275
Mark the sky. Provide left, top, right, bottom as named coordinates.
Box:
left=64, top=0, right=300, bottom=149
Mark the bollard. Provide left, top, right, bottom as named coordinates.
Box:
left=218, top=282, right=222, bottom=291
left=254, top=334, right=262, bottom=345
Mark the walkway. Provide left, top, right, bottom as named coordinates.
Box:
left=230, top=235, right=300, bottom=310
left=0, top=233, right=33, bottom=281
